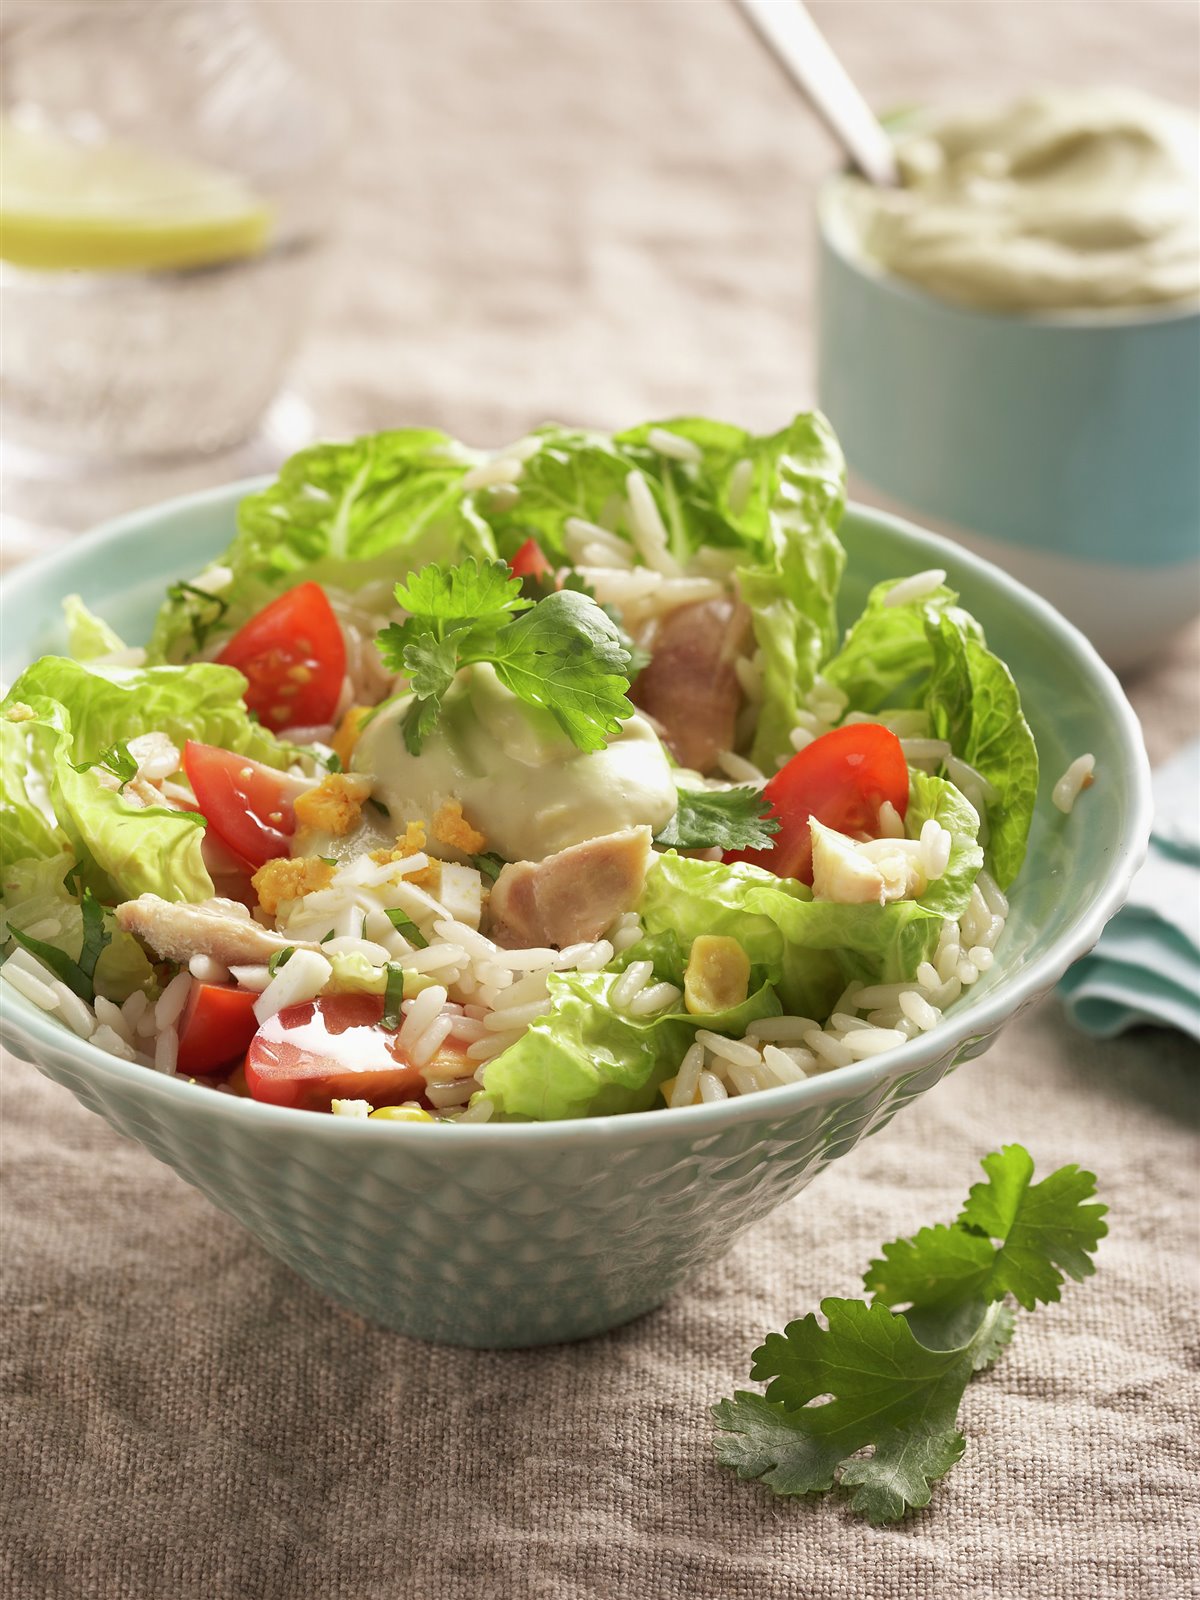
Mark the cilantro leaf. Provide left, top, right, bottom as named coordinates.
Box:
left=8, top=883, right=113, bottom=1003
left=487, top=588, right=632, bottom=751
left=393, top=559, right=530, bottom=631
left=378, top=561, right=634, bottom=755
left=865, top=1144, right=1107, bottom=1315
left=653, top=785, right=780, bottom=851
left=715, top=1146, right=1105, bottom=1525
left=714, top=1297, right=1011, bottom=1523
left=70, top=740, right=138, bottom=793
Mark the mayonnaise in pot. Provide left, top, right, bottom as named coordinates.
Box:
left=832, top=88, right=1200, bottom=313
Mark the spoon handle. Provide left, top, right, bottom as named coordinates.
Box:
left=732, top=0, right=899, bottom=187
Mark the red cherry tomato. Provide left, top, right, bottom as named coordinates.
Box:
left=509, top=538, right=554, bottom=582
left=725, top=723, right=910, bottom=885
left=182, top=740, right=296, bottom=869
left=216, top=582, right=346, bottom=733
left=245, top=993, right=452, bottom=1112
left=176, top=983, right=260, bottom=1079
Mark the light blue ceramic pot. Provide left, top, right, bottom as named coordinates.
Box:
left=0, top=485, right=1152, bottom=1347
left=817, top=178, right=1200, bottom=672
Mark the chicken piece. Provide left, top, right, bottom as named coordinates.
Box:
left=630, top=598, right=752, bottom=774
left=487, top=826, right=653, bottom=950
left=116, top=895, right=318, bottom=966
left=809, top=820, right=925, bottom=906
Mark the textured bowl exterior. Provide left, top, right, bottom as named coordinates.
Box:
left=0, top=485, right=1153, bottom=1347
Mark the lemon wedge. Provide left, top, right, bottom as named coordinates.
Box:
left=0, top=119, right=272, bottom=273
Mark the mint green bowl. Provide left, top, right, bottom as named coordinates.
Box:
left=0, top=484, right=1152, bottom=1347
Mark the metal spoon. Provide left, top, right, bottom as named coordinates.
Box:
left=732, top=0, right=900, bottom=186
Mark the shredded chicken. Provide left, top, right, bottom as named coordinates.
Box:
left=631, top=597, right=752, bottom=774
left=487, top=826, right=653, bottom=949
left=116, top=895, right=319, bottom=966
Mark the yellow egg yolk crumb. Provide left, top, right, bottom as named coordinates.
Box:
left=331, top=705, right=372, bottom=769
left=431, top=800, right=487, bottom=855
left=251, top=855, right=334, bottom=917
left=292, top=772, right=373, bottom=837
left=369, top=820, right=439, bottom=889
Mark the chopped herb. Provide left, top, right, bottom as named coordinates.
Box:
left=320, top=857, right=338, bottom=867
left=471, top=852, right=507, bottom=885
left=70, top=740, right=138, bottom=794
left=371, top=798, right=391, bottom=819
left=7, top=884, right=112, bottom=1003
left=381, top=962, right=406, bottom=1030
left=267, top=946, right=295, bottom=976
left=654, top=786, right=780, bottom=852
left=166, top=580, right=230, bottom=653
left=385, top=908, right=428, bottom=948
left=713, top=1145, right=1106, bottom=1525
left=325, top=752, right=343, bottom=773
left=320, top=929, right=335, bottom=944
left=377, top=558, right=633, bottom=756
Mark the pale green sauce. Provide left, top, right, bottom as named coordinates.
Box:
left=834, top=88, right=1200, bottom=313
left=353, top=664, right=677, bottom=862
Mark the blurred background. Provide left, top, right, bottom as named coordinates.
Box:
left=3, top=0, right=1198, bottom=668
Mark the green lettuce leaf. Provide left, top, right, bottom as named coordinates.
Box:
left=482, top=931, right=782, bottom=1121
left=62, top=595, right=125, bottom=662
left=147, top=429, right=497, bottom=660
left=905, top=769, right=984, bottom=918
left=823, top=579, right=1037, bottom=886
left=0, top=851, right=155, bottom=1002
left=0, top=657, right=291, bottom=905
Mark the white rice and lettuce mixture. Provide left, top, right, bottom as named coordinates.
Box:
left=0, top=412, right=1040, bottom=1123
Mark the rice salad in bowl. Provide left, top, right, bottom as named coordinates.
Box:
left=0, top=411, right=1050, bottom=1126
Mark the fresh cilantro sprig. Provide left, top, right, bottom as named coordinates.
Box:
left=714, top=1145, right=1106, bottom=1525
left=519, top=567, right=652, bottom=677
left=376, top=559, right=634, bottom=756
left=654, top=785, right=780, bottom=852
left=70, top=740, right=138, bottom=793
left=8, top=865, right=113, bottom=1004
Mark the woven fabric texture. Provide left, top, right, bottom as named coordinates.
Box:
left=3, top=5, right=1198, bottom=1597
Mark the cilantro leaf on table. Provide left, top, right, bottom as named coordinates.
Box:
left=714, top=1145, right=1105, bottom=1525
left=653, top=786, right=780, bottom=852
left=865, top=1144, right=1108, bottom=1315
left=377, top=560, right=634, bottom=756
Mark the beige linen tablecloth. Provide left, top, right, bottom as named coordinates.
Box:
left=3, top=6, right=1198, bottom=1597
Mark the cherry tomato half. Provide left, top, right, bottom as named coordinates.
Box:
left=216, top=581, right=346, bottom=733
left=245, top=993, right=466, bottom=1113
left=182, top=740, right=296, bottom=869
left=725, top=723, right=910, bottom=885
left=509, top=538, right=553, bottom=582
left=176, top=983, right=260, bottom=1079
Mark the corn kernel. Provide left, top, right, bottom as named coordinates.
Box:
left=369, top=1104, right=435, bottom=1123
left=684, top=934, right=750, bottom=1015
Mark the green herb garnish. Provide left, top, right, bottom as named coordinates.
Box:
left=69, top=740, right=138, bottom=794
left=166, top=580, right=230, bottom=653
left=267, top=946, right=295, bottom=976
left=381, top=962, right=406, bottom=1030
left=471, top=852, right=507, bottom=885
left=385, top=908, right=428, bottom=949
left=714, top=1145, right=1106, bottom=1524
left=654, top=786, right=780, bottom=852
left=8, top=882, right=113, bottom=1004
left=377, top=558, right=633, bottom=756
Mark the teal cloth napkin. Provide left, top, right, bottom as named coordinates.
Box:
left=1059, top=740, right=1200, bottom=1041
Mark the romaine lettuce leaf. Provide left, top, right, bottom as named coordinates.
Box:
left=0, top=851, right=155, bottom=1001
left=482, top=931, right=782, bottom=1120
left=823, top=580, right=1037, bottom=886
left=904, top=770, right=984, bottom=918
left=62, top=594, right=125, bottom=662
left=147, top=429, right=497, bottom=660
left=0, top=656, right=291, bottom=905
